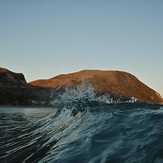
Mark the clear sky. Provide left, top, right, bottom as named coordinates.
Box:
left=0, top=0, right=163, bottom=96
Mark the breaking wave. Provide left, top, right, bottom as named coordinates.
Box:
left=1, top=82, right=163, bottom=163
left=50, top=81, right=137, bottom=108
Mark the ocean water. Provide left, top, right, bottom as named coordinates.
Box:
left=1, top=103, right=163, bottom=163
left=1, top=85, right=163, bottom=163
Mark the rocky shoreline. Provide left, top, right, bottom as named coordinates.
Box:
left=0, top=68, right=163, bottom=106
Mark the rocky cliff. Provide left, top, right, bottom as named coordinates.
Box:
left=30, top=70, right=163, bottom=104
left=0, top=68, right=162, bottom=105
left=0, top=68, right=51, bottom=106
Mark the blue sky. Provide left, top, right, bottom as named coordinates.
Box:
left=0, top=0, right=163, bottom=96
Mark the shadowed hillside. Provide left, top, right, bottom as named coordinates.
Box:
left=0, top=68, right=51, bottom=106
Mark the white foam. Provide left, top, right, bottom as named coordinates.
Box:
left=50, top=80, right=136, bottom=106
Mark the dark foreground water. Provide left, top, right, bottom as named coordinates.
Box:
left=0, top=103, right=163, bottom=163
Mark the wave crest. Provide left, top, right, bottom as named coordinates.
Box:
left=50, top=80, right=137, bottom=107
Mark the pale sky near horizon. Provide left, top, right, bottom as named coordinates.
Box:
left=0, top=0, right=163, bottom=96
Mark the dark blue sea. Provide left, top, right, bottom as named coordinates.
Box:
left=0, top=102, right=163, bottom=163
left=1, top=85, right=163, bottom=163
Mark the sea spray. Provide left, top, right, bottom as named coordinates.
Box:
left=50, top=80, right=137, bottom=108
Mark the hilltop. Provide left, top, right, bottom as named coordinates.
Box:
left=29, top=70, right=163, bottom=104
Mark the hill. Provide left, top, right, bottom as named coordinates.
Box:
left=29, top=70, right=163, bottom=104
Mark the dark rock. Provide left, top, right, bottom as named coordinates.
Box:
left=0, top=68, right=51, bottom=106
